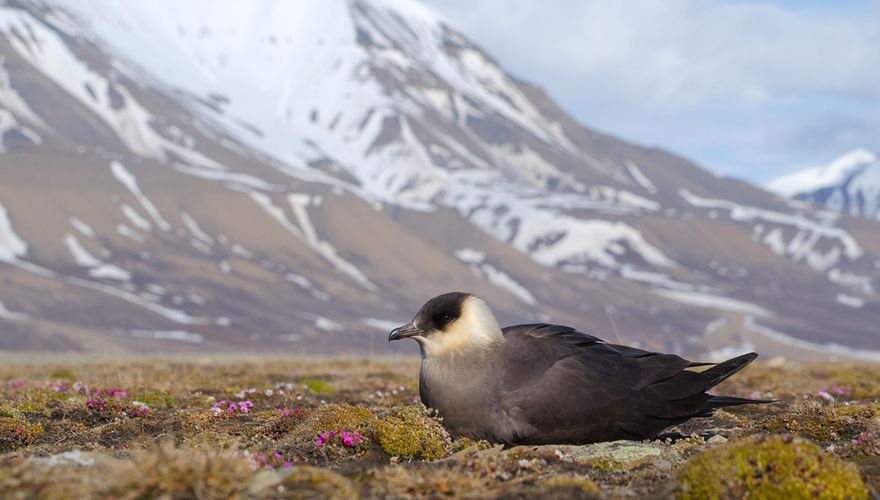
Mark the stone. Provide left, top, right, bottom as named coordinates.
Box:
left=522, top=440, right=682, bottom=469
left=707, top=434, right=728, bottom=445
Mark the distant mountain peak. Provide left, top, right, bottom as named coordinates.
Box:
left=768, top=149, right=880, bottom=219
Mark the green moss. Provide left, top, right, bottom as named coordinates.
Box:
left=762, top=401, right=872, bottom=442
left=49, top=368, right=76, bottom=381
left=135, top=390, right=176, bottom=408
left=291, top=403, right=451, bottom=460
left=0, top=417, right=44, bottom=450
left=301, top=378, right=335, bottom=395
left=272, top=465, right=357, bottom=499
left=13, top=400, right=46, bottom=414
left=586, top=457, right=624, bottom=472
left=837, top=402, right=880, bottom=419
left=307, top=403, right=377, bottom=436
left=540, top=475, right=602, bottom=497
left=823, top=368, right=880, bottom=399
left=677, top=435, right=868, bottom=499
left=375, top=405, right=452, bottom=460
left=451, top=437, right=491, bottom=452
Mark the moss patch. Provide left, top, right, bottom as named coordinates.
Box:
left=677, top=435, right=868, bottom=499
left=301, top=378, right=335, bottom=395
left=762, top=401, right=878, bottom=442
left=375, top=405, right=452, bottom=460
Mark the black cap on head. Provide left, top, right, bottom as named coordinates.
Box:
left=414, top=292, right=471, bottom=331
left=388, top=292, right=472, bottom=342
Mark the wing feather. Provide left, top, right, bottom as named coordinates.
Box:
left=493, top=324, right=761, bottom=444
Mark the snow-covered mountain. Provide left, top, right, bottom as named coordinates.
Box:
left=0, top=0, right=879, bottom=358
left=769, top=149, right=880, bottom=220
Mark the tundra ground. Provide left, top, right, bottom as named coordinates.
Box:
left=0, top=354, right=877, bottom=498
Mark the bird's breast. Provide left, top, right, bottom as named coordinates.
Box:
left=420, top=358, right=498, bottom=438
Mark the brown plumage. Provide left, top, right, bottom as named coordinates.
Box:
left=389, top=292, right=770, bottom=445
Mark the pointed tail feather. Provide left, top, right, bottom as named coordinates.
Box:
left=700, top=352, right=758, bottom=389
left=706, top=395, right=777, bottom=408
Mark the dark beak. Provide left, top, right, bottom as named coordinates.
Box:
left=388, top=322, right=421, bottom=342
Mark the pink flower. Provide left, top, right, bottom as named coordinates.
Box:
left=817, top=390, right=835, bottom=403
left=129, top=402, right=150, bottom=418
left=87, top=398, right=107, bottom=412
left=9, top=379, right=23, bottom=388
left=315, top=432, right=330, bottom=447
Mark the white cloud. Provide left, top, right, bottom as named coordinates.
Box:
left=427, top=0, right=879, bottom=107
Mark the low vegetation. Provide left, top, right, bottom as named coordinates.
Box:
left=0, top=355, right=879, bottom=498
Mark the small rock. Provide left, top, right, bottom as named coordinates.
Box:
left=474, top=444, right=504, bottom=459
left=527, top=440, right=682, bottom=469
left=767, top=356, right=787, bottom=368
left=707, top=435, right=728, bottom=445
left=27, top=450, right=97, bottom=468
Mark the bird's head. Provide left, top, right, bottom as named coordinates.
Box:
left=388, top=292, right=503, bottom=357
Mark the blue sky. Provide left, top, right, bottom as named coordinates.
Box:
left=423, top=0, right=880, bottom=184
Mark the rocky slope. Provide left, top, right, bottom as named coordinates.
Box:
left=0, top=0, right=878, bottom=355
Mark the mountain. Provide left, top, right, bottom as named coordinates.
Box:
left=0, top=0, right=878, bottom=358
left=769, top=149, right=880, bottom=220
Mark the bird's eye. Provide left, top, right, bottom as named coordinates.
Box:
left=433, top=313, right=453, bottom=326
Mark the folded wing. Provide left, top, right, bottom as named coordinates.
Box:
left=492, top=324, right=762, bottom=444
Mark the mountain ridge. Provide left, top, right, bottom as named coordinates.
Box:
left=769, top=149, right=880, bottom=220
left=0, top=0, right=877, bottom=358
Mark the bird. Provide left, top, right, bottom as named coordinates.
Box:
left=388, top=292, right=770, bottom=445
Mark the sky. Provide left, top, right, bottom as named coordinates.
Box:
left=422, top=0, right=880, bottom=184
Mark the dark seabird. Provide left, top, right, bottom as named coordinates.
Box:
left=388, top=292, right=770, bottom=445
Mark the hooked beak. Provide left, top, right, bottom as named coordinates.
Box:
left=388, top=322, right=421, bottom=342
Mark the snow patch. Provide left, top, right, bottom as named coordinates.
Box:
left=0, top=300, right=29, bottom=321
left=181, top=212, right=214, bottom=245
left=625, top=160, right=658, bottom=194
left=702, top=344, right=756, bottom=363
left=0, top=200, right=27, bottom=263
left=314, top=316, right=343, bottom=331
left=129, top=329, right=204, bottom=343
left=249, top=191, right=375, bottom=290
left=111, top=161, right=170, bottom=231
left=767, top=149, right=876, bottom=197
left=116, top=224, right=144, bottom=243
left=654, top=289, right=770, bottom=316
left=69, top=217, right=96, bottom=237
left=67, top=277, right=206, bottom=325
left=455, top=248, right=536, bottom=305
left=64, top=233, right=130, bottom=281
left=284, top=273, right=329, bottom=301
left=362, top=318, right=401, bottom=331
left=680, top=189, right=862, bottom=272
left=120, top=204, right=151, bottom=231
left=835, top=294, right=865, bottom=309
left=64, top=234, right=102, bottom=267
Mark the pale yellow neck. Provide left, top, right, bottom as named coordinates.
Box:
left=419, top=296, right=504, bottom=359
